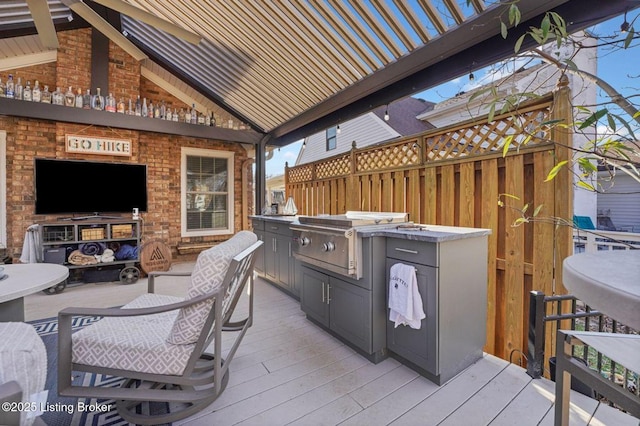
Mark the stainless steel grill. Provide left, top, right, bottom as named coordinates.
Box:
left=291, top=212, right=408, bottom=279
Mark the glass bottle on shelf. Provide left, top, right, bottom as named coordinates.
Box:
left=147, top=99, right=154, bottom=117
left=127, top=98, right=133, bottom=115
left=82, top=89, right=91, bottom=109
left=178, top=108, right=186, bottom=122
left=15, top=77, right=23, bottom=100
left=52, top=87, right=63, bottom=105
left=5, top=74, right=14, bottom=99
left=190, top=104, right=197, bottom=124
left=160, top=100, right=166, bottom=119
left=165, top=106, right=172, bottom=121
left=92, top=88, right=104, bottom=110
left=135, top=95, right=141, bottom=116
left=153, top=101, right=161, bottom=118
left=141, top=97, right=148, bottom=117
left=41, top=85, right=52, bottom=103
left=117, top=97, right=125, bottom=114
left=75, top=88, right=83, bottom=108
left=23, top=81, right=32, bottom=101
left=210, top=112, right=216, bottom=126
left=204, top=111, right=211, bottom=126
left=32, top=80, right=41, bottom=102
left=184, top=108, right=191, bottom=123
left=0, top=78, right=4, bottom=98
left=64, top=86, right=74, bottom=106
left=105, top=92, right=116, bottom=112
left=197, top=111, right=205, bottom=125
left=172, top=108, right=179, bottom=122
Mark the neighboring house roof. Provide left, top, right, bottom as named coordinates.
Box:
left=416, top=63, right=558, bottom=128
left=295, top=97, right=434, bottom=166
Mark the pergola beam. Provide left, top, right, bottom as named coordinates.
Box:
left=268, top=0, right=638, bottom=147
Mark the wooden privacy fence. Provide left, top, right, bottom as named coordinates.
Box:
left=286, top=81, right=574, bottom=369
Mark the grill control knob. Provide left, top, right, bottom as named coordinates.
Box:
left=322, top=241, right=335, bottom=252
left=297, top=236, right=311, bottom=247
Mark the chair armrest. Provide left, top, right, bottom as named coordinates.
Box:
left=58, top=290, right=218, bottom=319
left=147, top=270, right=192, bottom=293
left=0, top=381, right=22, bottom=426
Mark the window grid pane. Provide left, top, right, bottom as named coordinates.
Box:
left=186, top=154, right=229, bottom=231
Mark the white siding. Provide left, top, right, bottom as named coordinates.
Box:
left=296, top=113, right=399, bottom=165
left=597, top=173, right=640, bottom=232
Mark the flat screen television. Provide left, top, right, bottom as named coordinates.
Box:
left=34, top=158, right=148, bottom=215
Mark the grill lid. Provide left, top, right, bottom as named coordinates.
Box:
left=297, top=211, right=408, bottom=228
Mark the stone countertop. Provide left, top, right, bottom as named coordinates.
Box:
left=249, top=215, right=300, bottom=224
left=356, top=224, right=491, bottom=242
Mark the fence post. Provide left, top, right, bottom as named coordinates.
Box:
left=551, top=75, right=574, bottom=295
left=527, top=290, right=546, bottom=378
left=346, top=141, right=358, bottom=211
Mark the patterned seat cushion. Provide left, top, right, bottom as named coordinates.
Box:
left=0, top=322, right=46, bottom=426
left=72, top=293, right=194, bottom=376
left=166, top=231, right=257, bottom=345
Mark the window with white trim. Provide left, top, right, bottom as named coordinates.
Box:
left=181, top=147, right=234, bottom=236
left=326, top=126, right=337, bottom=151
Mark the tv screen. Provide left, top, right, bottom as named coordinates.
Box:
left=34, top=158, right=148, bottom=215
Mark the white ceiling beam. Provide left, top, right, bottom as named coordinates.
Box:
left=26, top=0, right=59, bottom=49
left=91, top=0, right=201, bottom=45
left=0, top=50, right=57, bottom=72
left=61, top=0, right=147, bottom=61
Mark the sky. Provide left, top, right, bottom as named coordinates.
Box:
left=265, top=12, right=639, bottom=177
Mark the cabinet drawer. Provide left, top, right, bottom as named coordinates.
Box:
left=251, top=219, right=264, bottom=231
left=386, top=239, right=437, bottom=267
left=264, top=221, right=292, bottom=236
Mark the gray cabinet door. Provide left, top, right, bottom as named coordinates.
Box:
left=253, top=229, right=265, bottom=274
left=300, top=266, right=329, bottom=327
left=386, top=258, right=438, bottom=375
left=275, top=234, right=291, bottom=288
left=264, top=232, right=278, bottom=281
left=329, top=277, right=372, bottom=353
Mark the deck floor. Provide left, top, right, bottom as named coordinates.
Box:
left=24, top=267, right=638, bottom=426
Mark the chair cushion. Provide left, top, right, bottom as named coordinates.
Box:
left=0, top=322, right=46, bottom=426
left=166, top=231, right=257, bottom=345
left=72, top=293, right=194, bottom=376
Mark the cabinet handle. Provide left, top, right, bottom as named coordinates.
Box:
left=288, top=241, right=292, bottom=257
left=322, top=282, right=325, bottom=303
left=395, top=247, right=418, bottom=254
left=326, top=284, right=331, bottom=304
left=273, top=238, right=277, bottom=252
left=270, top=226, right=278, bottom=230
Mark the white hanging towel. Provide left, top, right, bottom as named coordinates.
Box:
left=388, top=263, right=426, bottom=329
left=20, top=224, right=42, bottom=263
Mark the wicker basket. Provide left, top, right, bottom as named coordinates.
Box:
left=112, top=224, right=133, bottom=239
left=81, top=228, right=105, bottom=240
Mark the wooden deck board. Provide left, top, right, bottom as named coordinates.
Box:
left=25, top=273, right=637, bottom=426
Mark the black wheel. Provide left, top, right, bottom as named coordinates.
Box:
left=42, top=279, right=67, bottom=295
left=119, top=266, right=140, bottom=284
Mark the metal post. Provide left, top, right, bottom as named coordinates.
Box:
left=527, top=290, right=546, bottom=378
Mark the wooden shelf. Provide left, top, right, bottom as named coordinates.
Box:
left=0, top=97, right=262, bottom=144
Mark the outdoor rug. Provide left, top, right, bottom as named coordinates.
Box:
left=29, top=316, right=171, bottom=426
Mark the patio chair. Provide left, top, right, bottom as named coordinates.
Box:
left=57, top=231, right=262, bottom=425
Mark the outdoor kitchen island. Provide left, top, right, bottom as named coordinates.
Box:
left=251, top=213, right=490, bottom=386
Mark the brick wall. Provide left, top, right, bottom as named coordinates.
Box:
left=1, top=28, right=252, bottom=262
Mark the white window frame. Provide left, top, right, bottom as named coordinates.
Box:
left=0, top=131, right=6, bottom=249
left=181, top=147, right=234, bottom=237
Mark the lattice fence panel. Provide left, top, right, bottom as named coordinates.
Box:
left=356, top=139, right=421, bottom=172
left=287, top=164, right=314, bottom=183
left=425, top=107, right=551, bottom=161
left=315, top=154, right=351, bottom=179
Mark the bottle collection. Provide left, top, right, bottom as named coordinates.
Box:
left=0, top=73, right=226, bottom=127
